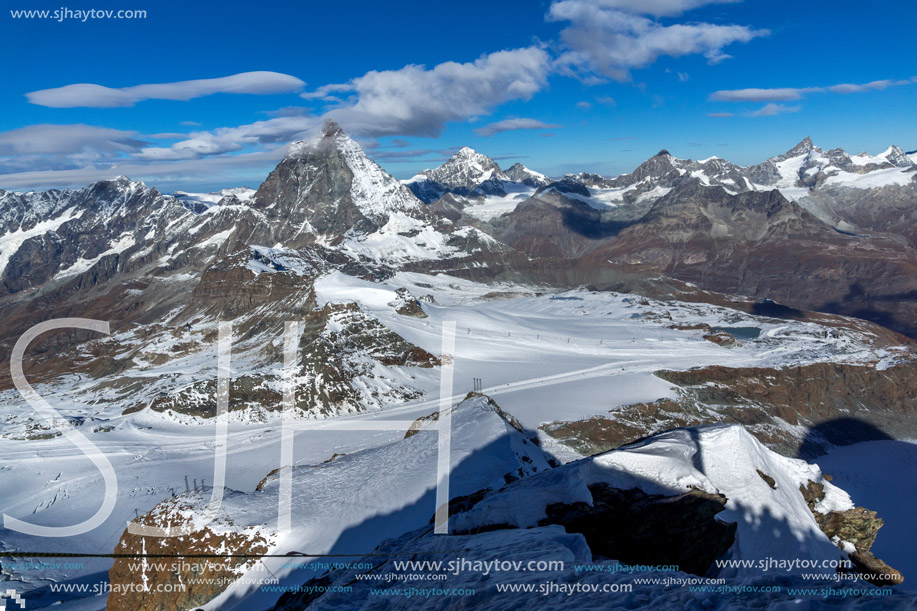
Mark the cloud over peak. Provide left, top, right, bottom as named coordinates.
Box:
left=320, top=47, right=552, bottom=138
left=134, top=115, right=321, bottom=161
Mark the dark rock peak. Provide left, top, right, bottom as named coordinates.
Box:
left=535, top=176, right=591, bottom=198
left=783, top=136, right=816, bottom=158
left=320, top=118, right=344, bottom=139
left=659, top=176, right=726, bottom=201
left=655, top=149, right=671, bottom=157
left=89, top=175, right=144, bottom=191
left=646, top=179, right=801, bottom=223
left=284, top=119, right=353, bottom=160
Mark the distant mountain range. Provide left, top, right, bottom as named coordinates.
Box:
left=1, top=120, right=915, bottom=351
left=398, top=133, right=917, bottom=337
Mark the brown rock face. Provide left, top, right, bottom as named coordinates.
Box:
left=144, top=299, right=440, bottom=420
left=594, top=185, right=917, bottom=338
left=541, top=398, right=706, bottom=457
left=107, top=498, right=274, bottom=611
left=543, top=361, right=917, bottom=459
left=703, top=330, right=737, bottom=347
left=799, top=481, right=904, bottom=586
left=657, top=362, right=917, bottom=457
left=187, top=251, right=320, bottom=322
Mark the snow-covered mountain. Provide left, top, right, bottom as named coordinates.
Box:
left=409, top=146, right=508, bottom=193
left=744, top=137, right=915, bottom=193
left=503, top=162, right=551, bottom=187
left=261, top=120, right=430, bottom=231
left=0, top=120, right=500, bottom=309
left=250, top=120, right=498, bottom=264
left=404, top=147, right=549, bottom=208
left=531, top=137, right=916, bottom=218
left=106, top=394, right=555, bottom=610
left=348, top=134, right=914, bottom=245
left=410, top=136, right=914, bottom=232
left=403, top=148, right=555, bottom=223
left=1, top=126, right=916, bottom=610
left=271, top=423, right=906, bottom=610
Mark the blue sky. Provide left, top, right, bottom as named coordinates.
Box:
left=1, top=0, right=914, bottom=191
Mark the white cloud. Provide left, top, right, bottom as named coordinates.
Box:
left=474, top=118, right=561, bottom=136
left=710, top=87, right=813, bottom=102
left=0, top=124, right=148, bottom=174
left=320, top=47, right=552, bottom=137
left=299, top=83, right=355, bottom=101
left=548, top=0, right=766, bottom=81
left=0, top=124, right=144, bottom=155
left=134, top=116, right=320, bottom=160
left=589, top=0, right=740, bottom=17
left=710, top=77, right=917, bottom=102
left=748, top=103, right=800, bottom=117
left=26, top=71, right=305, bottom=108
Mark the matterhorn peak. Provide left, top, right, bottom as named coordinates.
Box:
left=320, top=118, right=345, bottom=139
left=286, top=118, right=355, bottom=158
left=256, top=118, right=426, bottom=230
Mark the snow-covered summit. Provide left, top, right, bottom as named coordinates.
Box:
left=420, top=146, right=509, bottom=190
left=504, top=162, right=551, bottom=187
left=877, top=145, right=911, bottom=167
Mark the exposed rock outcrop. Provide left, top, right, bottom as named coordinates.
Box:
left=388, top=287, right=427, bottom=318
left=800, top=480, right=903, bottom=586
left=107, top=496, right=275, bottom=611
left=542, top=361, right=917, bottom=459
